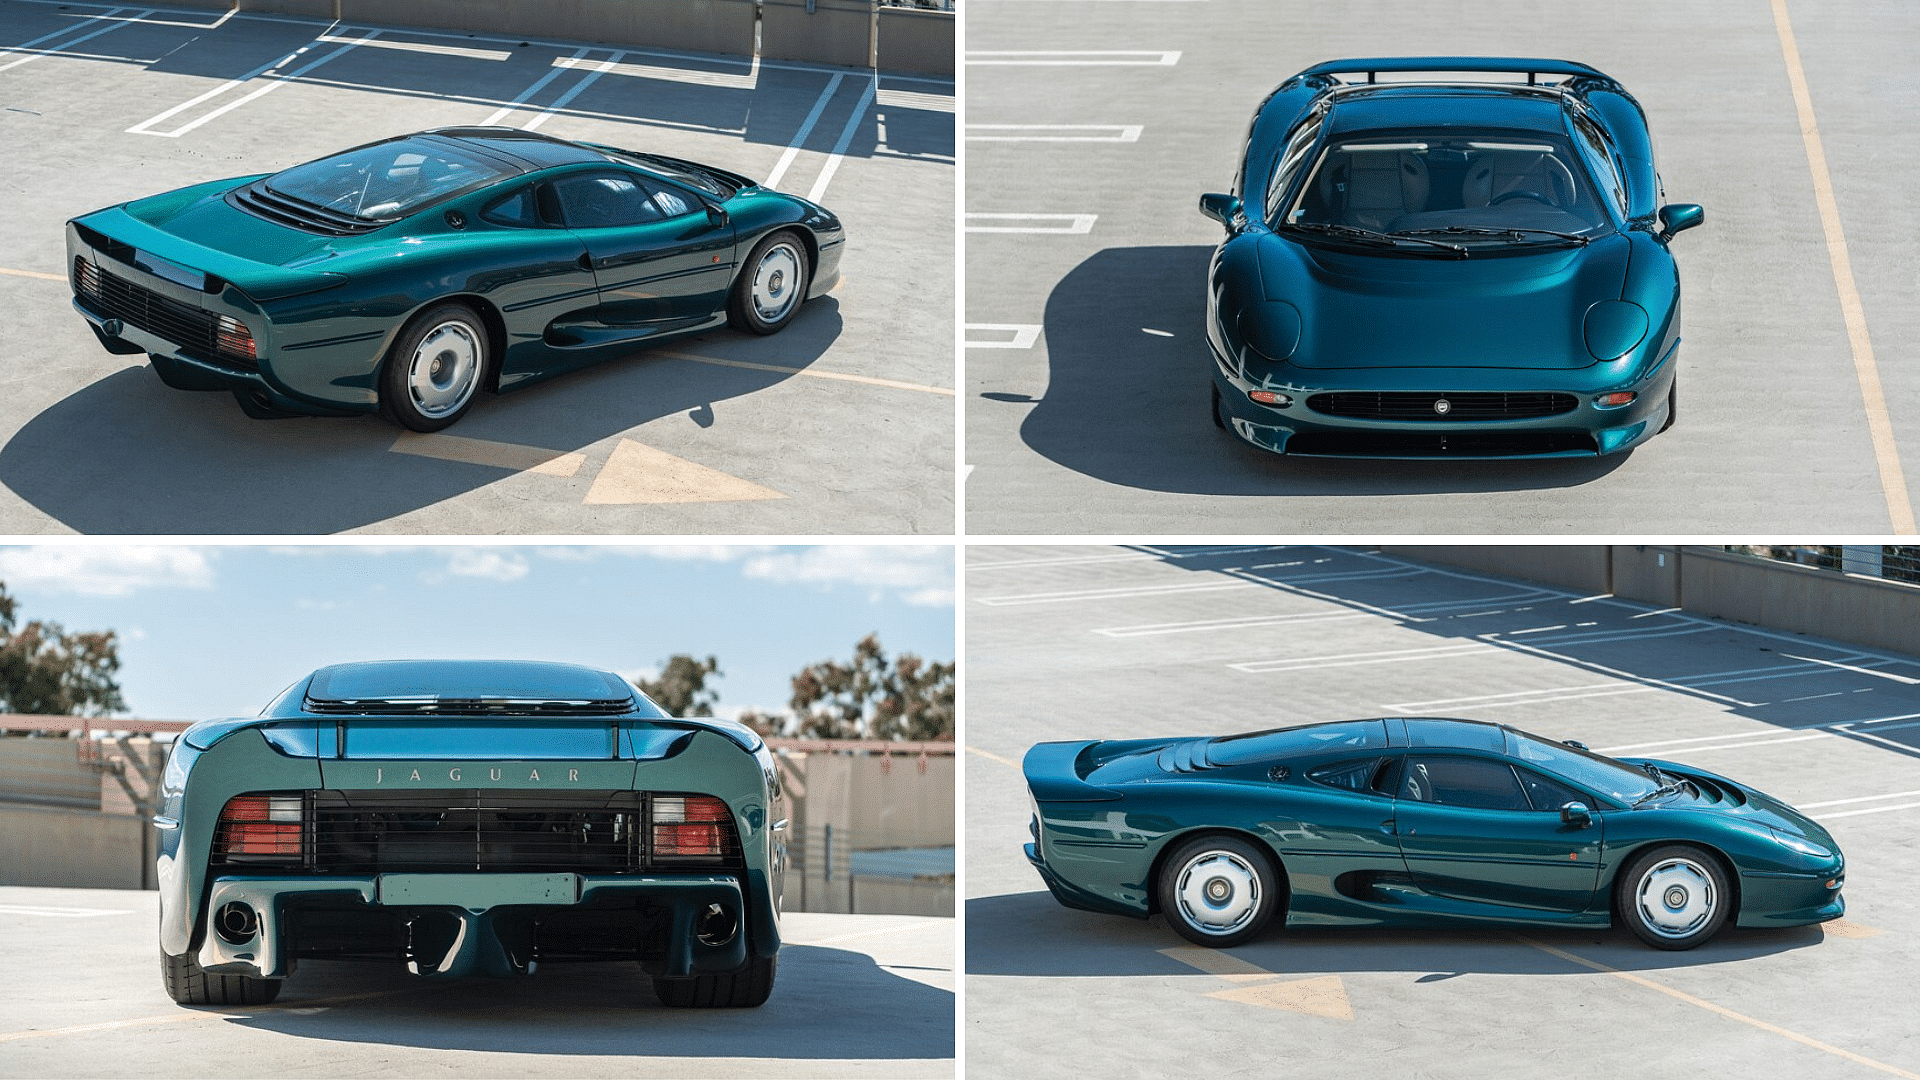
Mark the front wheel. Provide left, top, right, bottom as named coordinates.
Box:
left=1157, top=834, right=1278, bottom=947
left=1617, top=844, right=1730, bottom=950
left=160, top=951, right=282, bottom=1006
left=728, top=231, right=811, bottom=335
left=653, top=955, right=777, bottom=1008
left=379, top=302, right=489, bottom=432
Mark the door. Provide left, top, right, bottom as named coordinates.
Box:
left=546, top=170, right=737, bottom=328
left=1393, top=754, right=1603, bottom=913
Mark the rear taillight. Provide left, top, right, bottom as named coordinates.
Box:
left=215, top=794, right=303, bottom=858
left=214, top=315, right=255, bottom=360
left=652, top=795, right=733, bottom=857
left=73, top=256, right=100, bottom=299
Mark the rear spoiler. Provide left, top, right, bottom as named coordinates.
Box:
left=1022, top=740, right=1121, bottom=803
left=1297, top=56, right=1614, bottom=88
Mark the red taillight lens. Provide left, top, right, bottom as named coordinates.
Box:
left=652, top=795, right=733, bottom=857
left=214, top=315, right=255, bottom=360
left=215, top=794, right=303, bottom=858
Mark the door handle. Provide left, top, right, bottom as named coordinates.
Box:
left=578, top=251, right=594, bottom=271
left=1380, top=819, right=1396, bottom=836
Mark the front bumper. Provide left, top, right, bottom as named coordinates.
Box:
left=196, top=872, right=749, bottom=980
left=1211, top=338, right=1678, bottom=459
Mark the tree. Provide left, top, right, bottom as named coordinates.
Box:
left=783, top=634, right=954, bottom=741
left=0, top=586, right=126, bottom=716
left=633, top=654, right=721, bottom=717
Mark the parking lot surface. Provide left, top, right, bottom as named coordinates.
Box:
left=966, top=0, right=1920, bottom=533
left=0, top=1, right=953, bottom=534
left=965, top=545, right=1920, bottom=1078
left=0, top=887, right=953, bottom=1078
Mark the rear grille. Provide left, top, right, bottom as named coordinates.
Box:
left=74, top=257, right=228, bottom=362
left=1287, top=431, right=1598, bottom=457
left=209, top=789, right=742, bottom=875
left=1307, top=391, right=1579, bottom=421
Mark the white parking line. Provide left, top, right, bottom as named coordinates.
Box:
left=479, top=46, right=591, bottom=125
left=552, top=53, right=755, bottom=89
left=877, top=87, right=953, bottom=112
left=0, top=905, right=134, bottom=918
left=127, top=26, right=383, bottom=137
left=764, top=72, right=846, bottom=192
left=1231, top=642, right=1496, bottom=674
left=968, top=551, right=1158, bottom=569
left=1096, top=611, right=1372, bottom=638
left=965, top=324, right=1042, bottom=349
left=977, top=580, right=1259, bottom=606
left=0, top=6, right=150, bottom=74
left=967, top=50, right=1182, bottom=66
left=966, top=124, right=1142, bottom=142
left=808, top=75, right=875, bottom=203
left=519, top=50, right=625, bottom=132
left=1799, top=789, right=1920, bottom=810
left=966, top=213, right=1097, bottom=234
left=1822, top=801, right=1920, bottom=820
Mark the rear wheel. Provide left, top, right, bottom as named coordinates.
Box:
left=728, top=231, right=810, bottom=335
left=653, top=955, right=777, bottom=1008
left=379, top=302, right=488, bottom=432
left=1617, top=844, right=1730, bottom=950
left=1158, top=834, right=1278, bottom=948
left=160, top=951, right=282, bottom=1006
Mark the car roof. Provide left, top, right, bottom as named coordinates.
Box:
left=1323, top=85, right=1571, bottom=137
left=423, top=127, right=614, bottom=171
left=304, top=659, right=637, bottom=705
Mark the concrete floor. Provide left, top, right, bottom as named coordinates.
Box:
left=0, top=0, right=954, bottom=534
left=964, top=0, right=1920, bottom=533
left=965, top=545, right=1920, bottom=1078
left=0, top=887, right=954, bottom=1078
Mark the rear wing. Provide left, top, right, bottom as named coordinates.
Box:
left=1022, top=740, right=1120, bottom=803
left=1296, top=56, right=1615, bottom=88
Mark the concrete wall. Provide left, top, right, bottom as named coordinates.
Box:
left=762, top=0, right=873, bottom=68
left=876, top=7, right=953, bottom=76
left=1382, top=545, right=1613, bottom=595
left=0, top=805, right=150, bottom=889
left=782, top=749, right=954, bottom=916
left=175, top=1, right=762, bottom=57
left=1612, top=545, right=1681, bottom=607
left=0, top=738, right=100, bottom=811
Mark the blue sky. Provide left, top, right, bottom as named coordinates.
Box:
left=0, top=545, right=954, bottom=722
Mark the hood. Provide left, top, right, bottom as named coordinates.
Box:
left=1627, top=758, right=1839, bottom=850
left=1255, top=231, right=1631, bottom=371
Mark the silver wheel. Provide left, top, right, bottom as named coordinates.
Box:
left=406, top=320, right=481, bottom=419
left=1174, top=849, right=1261, bottom=938
left=1633, top=856, right=1716, bottom=940
left=750, top=240, right=803, bottom=324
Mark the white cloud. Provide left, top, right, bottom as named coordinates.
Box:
left=624, top=545, right=777, bottom=563
left=0, top=547, right=216, bottom=596
left=740, top=547, right=954, bottom=607
left=446, top=550, right=530, bottom=582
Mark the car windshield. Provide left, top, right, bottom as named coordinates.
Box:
left=1282, top=132, right=1613, bottom=243
left=1510, top=733, right=1663, bottom=805
left=266, top=138, right=514, bottom=222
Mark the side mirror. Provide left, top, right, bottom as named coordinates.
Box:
left=1658, top=203, right=1703, bottom=240
left=1560, top=801, right=1592, bottom=828
left=1198, top=192, right=1242, bottom=227
left=706, top=204, right=730, bottom=228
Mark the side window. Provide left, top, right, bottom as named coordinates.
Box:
left=549, top=173, right=663, bottom=229
left=1400, top=756, right=1530, bottom=812
left=481, top=186, right=545, bottom=228
left=1570, top=113, right=1625, bottom=215
left=647, top=184, right=694, bottom=219
left=1516, top=768, right=1587, bottom=812
left=1306, top=758, right=1383, bottom=793
left=1266, top=108, right=1326, bottom=224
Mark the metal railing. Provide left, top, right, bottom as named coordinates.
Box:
left=1721, top=545, right=1920, bottom=587
left=783, top=823, right=954, bottom=915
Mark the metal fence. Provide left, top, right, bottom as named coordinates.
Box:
left=1721, top=545, right=1920, bottom=586
left=784, top=823, right=954, bottom=916
left=877, top=0, right=955, bottom=9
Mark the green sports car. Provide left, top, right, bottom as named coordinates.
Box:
left=1024, top=717, right=1843, bottom=950
left=156, top=659, right=784, bottom=1007
left=68, top=128, right=844, bottom=430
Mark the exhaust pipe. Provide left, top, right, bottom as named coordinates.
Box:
left=214, top=901, right=259, bottom=945
left=695, top=902, right=738, bottom=947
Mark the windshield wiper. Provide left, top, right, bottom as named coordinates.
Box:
left=1394, top=225, right=1591, bottom=246
left=1281, top=221, right=1465, bottom=256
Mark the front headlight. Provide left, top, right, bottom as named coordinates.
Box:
left=1238, top=301, right=1302, bottom=362
left=1768, top=828, right=1833, bottom=859
left=1583, top=300, right=1649, bottom=360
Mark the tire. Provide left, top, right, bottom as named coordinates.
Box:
left=652, top=954, right=777, bottom=1008
left=1157, top=834, right=1279, bottom=948
left=160, top=951, right=282, bottom=1006
left=1617, top=844, right=1730, bottom=950
left=1659, top=375, right=1677, bottom=434
left=379, top=302, right=488, bottom=432
left=1210, top=382, right=1227, bottom=431
left=727, top=231, right=811, bottom=335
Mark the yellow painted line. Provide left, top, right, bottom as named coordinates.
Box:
left=1519, top=936, right=1920, bottom=1079
left=389, top=432, right=586, bottom=476
left=656, top=351, right=956, bottom=396
left=0, top=266, right=64, bottom=281
left=581, top=438, right=785, bottom=505
left=1159, top=946, right=1280, bottom=983
left=1822, top=918, right=1884, bottom=939
left=0, top=985, right=437, bottom=1044
left=1772, top=0, right=1914, bottom=534
left=1206, top=975, right=1352, bottom=1019
left=964, top=745, right=1019, bottom=768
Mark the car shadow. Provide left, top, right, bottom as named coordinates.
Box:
left=0, top=304, right=841, bottom=533
left=1013, top=245, right=1628, bottom=495
left=196, top=942, right=951, bottom=1060
left=964, top=891, right=1821, bottom=980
